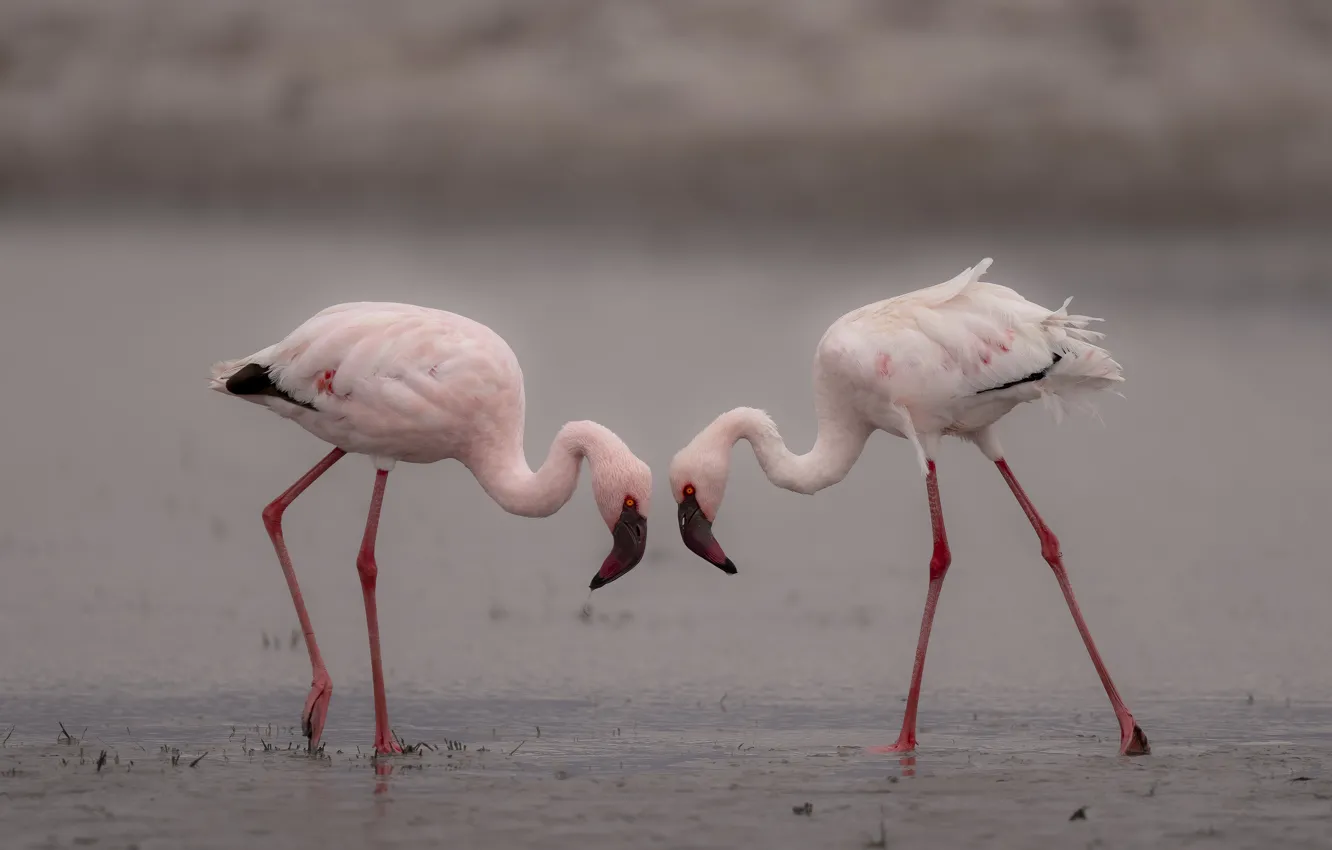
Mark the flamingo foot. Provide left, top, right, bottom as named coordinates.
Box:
left=867, top=738, right=916, bottom=754
left=302, top=672, right=333, bottom=751
left=1120, top=722, right=1150, bottom=756
left=373, top=732, right=404, bottom=756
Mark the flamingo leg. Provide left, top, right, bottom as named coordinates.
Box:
left=995, top=458, right=1150, bottom=756
left=869, top=459, right=950, bottom=754
left=261, top=447, right=346, bottom=752
left=357, top=469, right=403, bottom=756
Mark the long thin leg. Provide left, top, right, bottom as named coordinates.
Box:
left=995, top=458, right=1150, bottom=756
left=262, top=447, right=346, bottom=751
left=357, top=469, right=402, bottom=755
left=869, top=459, right=951, bottom=754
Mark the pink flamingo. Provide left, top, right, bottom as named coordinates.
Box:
left=211, top=302, right=652, bottom=755
left=669, top=259, right=1149, bottom=756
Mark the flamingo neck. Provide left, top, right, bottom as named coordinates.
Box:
left=715, top=405, right=869, bottom=496
left=470, top=420, right=617, bottom=518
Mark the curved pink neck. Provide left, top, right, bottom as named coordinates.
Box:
left=715, top=406, right=869, bottom=496
left=469, top=420, right=621, bottom=518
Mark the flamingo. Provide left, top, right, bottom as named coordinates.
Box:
left=210, top=302, right=652, bottom=755
left=669, top=259, right=1149, bottom=756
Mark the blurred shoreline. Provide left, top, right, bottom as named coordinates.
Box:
left=5, top=205, right=1332, bottom=305
left=3, top=1, right=1332, bottom=227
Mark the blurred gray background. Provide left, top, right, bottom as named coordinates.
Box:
left=4, top=0, right=1332, bottom=225
left=1, top=0, right=1330, bottom=710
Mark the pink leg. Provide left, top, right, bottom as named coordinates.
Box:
left=870, top=459, right=951, bottom=754
left=995, top=458, right=1150, bottom=756
left=358, top=469, right=402, bottom=756
left=262, top=447, right=346, bottom=751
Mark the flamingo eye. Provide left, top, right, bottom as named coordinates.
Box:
left=683, top=485, right=695, bottom=497
left=624, top=496, right=636, bottom=508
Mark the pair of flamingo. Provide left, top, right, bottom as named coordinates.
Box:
left=211, top=258, right=1148, bottom=757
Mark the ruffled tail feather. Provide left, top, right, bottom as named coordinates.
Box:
left=209, top=358, right=247, bottom=393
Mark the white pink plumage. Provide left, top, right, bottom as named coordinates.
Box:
left=211, top=302, right=651, bottom=754
left=669, top=258, right=1149, bottom=757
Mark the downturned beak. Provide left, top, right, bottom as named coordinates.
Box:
left=589, top=504, right=648, bottom=590
left=678, top=492, right=737, bottom=575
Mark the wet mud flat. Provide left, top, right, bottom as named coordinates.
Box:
left=2, top=691, right=1331, bottom=849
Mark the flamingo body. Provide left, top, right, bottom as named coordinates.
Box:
left=813, top=258, right=1122, bottom=466
left=211, top=302, right=524, bottom=466
left=670, top=258, right=1148, bottom=757
left=211, top=302, right=651, bottom=754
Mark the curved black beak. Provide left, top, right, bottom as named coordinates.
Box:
left=677, top=492, right=737, bottom=575
left=589, top=504, right=647, bottom=590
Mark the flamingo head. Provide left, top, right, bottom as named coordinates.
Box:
left=588, top=451, right=652, bottom=591
left=668, top=442, right=738, bottom=577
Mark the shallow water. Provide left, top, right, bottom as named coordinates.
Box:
left=3, top=689, right=1332, bottom=849
left=1, top=214, right=1331, bottom=847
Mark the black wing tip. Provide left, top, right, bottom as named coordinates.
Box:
left=224, top=363, right=317, bottom=410
left=975, top=351, right=1063, bottom=396
left=223, top=363, right=273, bottom=395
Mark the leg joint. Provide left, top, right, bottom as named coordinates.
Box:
left=261, top=501, right=285, bottom=532
left=929, top=543, right=951, bottom=581
left=356, top=551, right=377, bottom=585
left=1038, top=527, right=1061, bottom=564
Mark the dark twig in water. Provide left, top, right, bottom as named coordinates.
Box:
left=126, top=727, right=147, bottom=752
left=57, top=722, right=74, bottom=744
left=190, top=751, right=209, bottom=767
left=2, top=725, right=13, bottom=747
left=508, top=740, right=526, bottom=757
left=390, top=729, right=443, bottom=755
left=95, top=751, right=107, bottom=772
left=792, top=802, right=813, bottom=816
left=1070, top=806, right=1088, bottom=821
left=535, top=726, right=541, bottom=738
left=392, top=729, right=411, bottom=753
left=719, top=693, right=728, bottom=713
